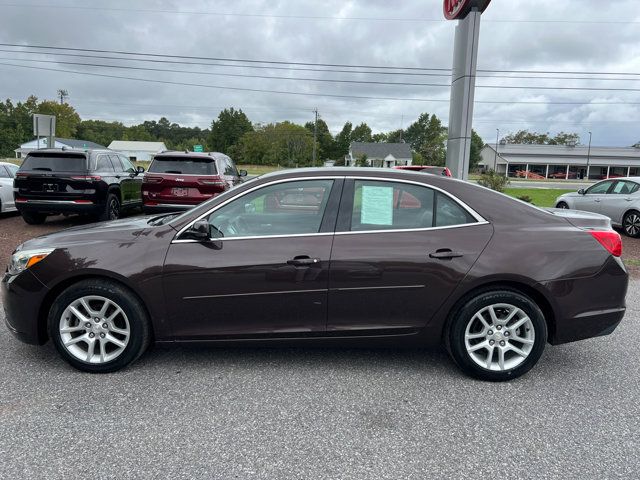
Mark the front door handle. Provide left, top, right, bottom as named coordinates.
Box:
left=626, top=198, right=634, bottom=202
left=287, top=256, right=321, bottom=267
left=429, top=249, right=463, bottom=260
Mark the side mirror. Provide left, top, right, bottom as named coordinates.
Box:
left=578, top=188, right=586, bottom=195
left=136, top=166, right=145, bottom=174
left=238, top=169, right=248, bottom=177
left=183, top=219, right=210, bottom=241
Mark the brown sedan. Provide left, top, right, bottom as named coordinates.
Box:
left=1, top=168, right=628, bottom=381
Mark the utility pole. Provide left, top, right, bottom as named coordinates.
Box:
left=586, top=131, right=592, bottom=180
left=312, top=108, right=318, bottom=167
left=399, top=114, right=404, bottom=142
left=57, top=89, right=68, bottom=105
left=494, top=128, right=499, bottom=171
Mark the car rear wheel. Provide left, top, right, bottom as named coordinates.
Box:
left=446, top=289, right=547, bottom=381
left=100, top=193, right=120, bottom=221
left=556, top=201, right=569, bottom=209
left=21, top=211, right=47, bottom=224
left=48, top=279, right=151, bottom=373
left=623, top=210, right=640, bottom=238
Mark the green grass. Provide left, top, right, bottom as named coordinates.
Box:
left=503, top=188, right=575, bottom=208
left=237, top=164, right=284, bottom=176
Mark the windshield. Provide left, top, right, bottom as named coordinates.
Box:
left=20, top=154, right=88, bottom=172
left=148, top=156, right=217, bottom=175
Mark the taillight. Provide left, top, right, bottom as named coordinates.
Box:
left=198, top=176, right=225, bottom=186
left=143, top=175, right=163, bottom=183
left=590, top=230, right=622, bottom=257
left=16, top=172, right=28, bottom=177
left=71, top=175, right=101, bottom=181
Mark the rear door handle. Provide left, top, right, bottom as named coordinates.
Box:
left=287, top=256, right=321, bottom=266
left=626, top=198, right=634, bottom=202
left=429, top=249, right=463, bottom=259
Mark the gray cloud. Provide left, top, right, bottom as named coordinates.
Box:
left=0, top=0, right=638, bottom=146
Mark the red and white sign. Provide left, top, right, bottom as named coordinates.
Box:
left=443, top=0, right=491, bottom=20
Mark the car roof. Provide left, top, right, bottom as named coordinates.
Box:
left=24, top=148, right=113, bottom=156
left=153, top=151, right=228, bottom=160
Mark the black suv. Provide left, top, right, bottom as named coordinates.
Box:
left=14, top=148, right=144, bottom=224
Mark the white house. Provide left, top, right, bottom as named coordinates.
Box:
left=14, top=138, right=107, bottom=158
left=107, top=141, right=167, bottom=162
left=345, top=142, right=413, bottom=168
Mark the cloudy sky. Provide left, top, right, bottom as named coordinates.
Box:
left=1, top=0, right=639, bottom=146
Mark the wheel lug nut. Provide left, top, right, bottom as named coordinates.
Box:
left=100, top=333, right=106, bottom=338
left=88, top=332, right=95, bottom=338
left=85, top=322, right=91, bottom=328
left=94, top=318, right=100, bottom=323
left=496, top=325, right=502, bottom=330
left=499, top=340, right=506, bottom=346
left=102, top=323, right=108, bottom=329
left=489, top=340, right=495, bottom=345
left=504, top=331, right=510, bottom=337
left=488, top=330, right=493, bottom=335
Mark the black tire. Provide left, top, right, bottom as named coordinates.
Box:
left=555, top=201, right=569, bottom=209
left=21, top=211, right=47, bottom=224
left=48, top=279, right=151, bottom=373
left=445, top=289, right=547, bottom=382
left=622, top=210, right=640, bottom=238
left=99, top=192, right=121, bottom=221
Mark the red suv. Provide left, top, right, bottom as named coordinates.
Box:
left=393, top=165, right=452, bottom=177
left=142, top=152, right=246, bottom=213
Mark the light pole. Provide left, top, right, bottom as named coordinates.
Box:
left=586, top=131, right=592, bottom=180
left=494, top=128, right=499, bottom=171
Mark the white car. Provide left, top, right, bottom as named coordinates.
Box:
left=555, top=177, right=640, bottom=237
left=0, top=161, right=19, bottom=213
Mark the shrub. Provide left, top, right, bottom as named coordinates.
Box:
left=478, top=169, right=509, bottom=192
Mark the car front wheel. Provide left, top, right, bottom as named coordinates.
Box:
left=446, top=289, right=547, bottom=382
left=48, top=279, right=151, bottom=373
left=556, top=201, right=569, bottom=209
left=623, top=210, right=640, bottom=238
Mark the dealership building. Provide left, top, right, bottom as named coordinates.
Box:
left=480, top=143, right=640, bottom=180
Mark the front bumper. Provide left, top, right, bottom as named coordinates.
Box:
left=1, top=270, right=49, bottom=345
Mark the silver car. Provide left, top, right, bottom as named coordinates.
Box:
left=555, top=177, right=640, bottom=237
left=0, top=161, right=19, bottom=213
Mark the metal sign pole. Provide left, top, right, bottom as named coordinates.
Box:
left=445, top=8, right=482, bottom=180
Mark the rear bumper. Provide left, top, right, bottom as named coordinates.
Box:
left=143, top=203, right=196, bottom=214
left=1, top=270, right=49, bottom=345
left=16, top=199, right=102, bottom=215
left=544, top=256, right=628, bottom=345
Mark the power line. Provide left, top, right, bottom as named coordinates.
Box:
left=2, top=49, right=640, bottom=83
left=3, top=62, right=640, bottom=106
left=3, top=43, right=640, bottom=78
left=1, top=3, right=638, bottom=24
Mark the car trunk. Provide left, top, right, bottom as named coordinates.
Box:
left=144, top=156, right=225, bottom=205
left=15, top=153, right=96, bottom=201
left=546, top=207, right=612, bottom=230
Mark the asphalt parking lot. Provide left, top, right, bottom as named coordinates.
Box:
left=1, top=212, right=640, bottom=479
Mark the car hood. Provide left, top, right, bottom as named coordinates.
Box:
left=16, top=216, right=162, bottom=252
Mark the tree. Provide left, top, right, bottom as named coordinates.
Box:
left=351, top=122, right=372, bottom=142
left=208, top=108, right=253, bottom=154
left=386, top=129, right=404, bottom=143
left=235, top=122, right=313, bottom=167
left=503, top=129, right=580, bottom=146
left=355, top=154, right=369, bottom=167
left=304, top=118, right=335, bottom=162
left=404, top=113, right=447, bottom=165
left=0, top=96, right=39, bottom=156
left=333, top=121, right=353, bottom=158
left=371, top=132, right=388, bottom=143
left=36, top=100, right=81, bottom=138
left=469, top=129, right=484, bottom=170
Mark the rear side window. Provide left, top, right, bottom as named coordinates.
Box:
left=350, top=180, right=476, bottom=231
left=20, top=154, right=87, bottom=172
left=0, top=165, right=10, bottom=178
left=96, top=155, right=114, bottom=172
left=149, top=156, right=217, bottom=175
left=6, top=164, right=18, bottom=177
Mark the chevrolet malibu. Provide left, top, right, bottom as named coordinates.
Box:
left=2, top=168, right=628, bottom=381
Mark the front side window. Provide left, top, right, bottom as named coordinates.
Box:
left=6, top=164, right=18, bottom=177
left=0, top=165, right=9, bottom=178
left=587, top=181, right=613, bottom=194
left=207, top=179, right=334, bottom=238
left=350, top=180, right=475, bottom=231
left=109, top=155, right=124, bottom=172
left=119, top=156, right=136, bottom=173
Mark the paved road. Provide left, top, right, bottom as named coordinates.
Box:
left=1, top=280, right=639, bottom=479
left=505, top=180, right=592, bottom=190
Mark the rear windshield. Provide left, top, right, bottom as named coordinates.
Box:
left=20, top=154, right=87, bottom=172
left=421, top=167, right=444, bottom=175
left=148, top=156, right=217, bottom=175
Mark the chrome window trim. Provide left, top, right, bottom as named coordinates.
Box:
left=171, top=174, right=488, bottom=243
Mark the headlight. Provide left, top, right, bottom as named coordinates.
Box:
left=8, top=248, right=54, bottom=276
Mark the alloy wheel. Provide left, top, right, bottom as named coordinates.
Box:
left=109, top=198, right=120, bottom=220
left=59, top=295, right=130, bottom=364
left=464, top=303, right=535, bottom=371
left=625, top=213, right=640, bottom=236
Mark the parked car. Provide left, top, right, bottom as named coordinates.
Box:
left=555, top=178, right=640, bottom=237
left=2, top=168, right=627, bottom=381
left=13, top=148, right=144, bottom=224
left=0, top=161, right=19, bottom=213
left=142, top=152, right=247, bottom=213
left=548, top=171, right=578, bottom=180
left=394, top=165, right=453, bottom=177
